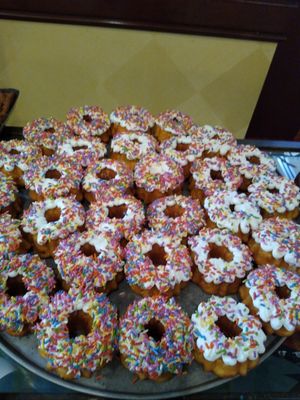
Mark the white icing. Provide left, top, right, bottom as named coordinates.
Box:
left=188, top=229, right=252, bottom=284
left=252, top=218, right=300, bottom=267
left=228, top=145, right=276, bottom=179
left=160, top=136, right=204, bottom=166
left=55, top=230, right=123, bottom=289
left=193, top=125, right=237, bottom=155
left=155, top=110, right=193, bottom=135
left=204, top=190, right=262, bottom=234
left=125, top=230, right=191, bottom=292
left=245, top=266, right=300, bottom=332
left=0, top=141, right=40, bottom=172
left=36, top=290, right=117, bottom=378
left=110, top=106, right=154, bottom=131
left=86, top=192, right=145, bottom=240
left=149, top=161, right=171, bottom=175
left=191, top=296, right=266, bottom=365
left=248, top=173, right=300, bottom=213
left=59, top=139, right=92, bottom=153
left=191, top=157, right=241, bottom=194
left=82, top=160, right=133, bottom=193
left=21, top=197, right=85, bottom=245
left=111, top=133, right=156, bottom=160
left=118, top=297, right=193, bottom=378
left=57, top=137, right=106, bottom=161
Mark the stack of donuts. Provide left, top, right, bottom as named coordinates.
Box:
left=0, top=105, right=299, bottom=382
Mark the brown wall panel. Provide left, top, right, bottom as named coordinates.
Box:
left=0, top=0, right=298, bottom=41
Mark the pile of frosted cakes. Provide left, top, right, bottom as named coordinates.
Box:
left=0, top=104, right=299, bottom=382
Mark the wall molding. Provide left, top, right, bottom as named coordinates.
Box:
left=0, top=0, right=298, bottom=42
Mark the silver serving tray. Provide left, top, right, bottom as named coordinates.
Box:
left=0, top=148, right=294, bottom=398
left=0, top=279, right=285, bottom=399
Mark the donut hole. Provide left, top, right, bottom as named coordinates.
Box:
left=268, top=188, right=280, bottom=194
left=44, top=127, right=55, bottom=133
left=164, top=204, right=185, bottom=219
left=275, top=285, right=291, bottom=299
left=72, top=145, right=88, bottom=151
left=80, top=243, right=99, bottom=258
left=83, top=114, right=92, bottom=123
left=97, top=168, right=117, bottom=181
left=211, top=135, right=219, bottom=140
left=175, top=143, right=190, bottom=152
left=144, top=318, right=165, bottom=342
left=6, top=275, right=27, bottom=297
left=146, top=244, right=167, bottom=266
left=208, top=243, right=233, bottom=262
left=216, top=315, right=242, bottom=338
left=132, top=139, right=141, bottom=146
left=9, top=149, right=20, bottom=155
left=210, top=170, right=224, bottom=182
left=246, top=155, right=260, bottom=165
left=172, top=117, right=179, bottom=124
left=45, top=169, right=62, bottom=180
left=229, top=204, right=235, bottom=212
left=108, top=204, right=128, bottom=219
left=120, top=237, right=128, bottom=249
left=44, top=207, right=61, bottom=223
left=67, top=310, right=92, bottom=339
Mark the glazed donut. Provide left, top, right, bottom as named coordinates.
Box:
left=134, top=153, right=184, bottom=204
left=66, top=105, right=111, bottom=142
left=23, top=156, right=83, bottom=201
left=56, top=135, right=107, bottom=168
left=191, top=296, right=266, bottom=377
left=36, top=288, right=117, bottom=379
left=188, top=228, right=253, bottom=296
left=55, top=229, right=124, bottom=293
left=189, top=157, right=242, bottom=204
left=153, top=109, right=194, bottom=142
left=85, top=187, right=145, bottom=241
left=0, top=172, right=21, bottom=217
left=0, top=213, right=30, bottom=258
left=147, top=195, right=206, bottom=241
left=83, top=159, right=134, bottom=202
left=248, top=217, right=299, bottom=274
left=159, top=135, right=205, bottom=178
left=248, top=173, right=300, bottom=219
left=110, top=132, right=158, bottom=170
left=23, top=117, right=71, bottom=155
left=0, top=139, right=41, bottom=186
left=21, top=197, right=85, bottom=258
left=227, top=145, right=277, bottom=190
left=204, top=189, right=262, bottom=243
left=119, top=296, right=194, bottom=381
left=0, top=253, right=56, bottom=336
left=239, top=265, right=300, bottom=336
left=110, top=105, right=154, bottom=136
left=85, top=216, right=123, bottom=241
left=85, top=215, right=127, bottom=257
left=191, top=125, right=237, bottom=157
left=125, top=230, right=192, bottom=297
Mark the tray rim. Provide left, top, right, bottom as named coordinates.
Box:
left=0, top=132, right=295, bottom=397
left=0, top=334, right=286, bottom=399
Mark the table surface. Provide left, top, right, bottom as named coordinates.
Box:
left=0, top=127, right=300, bottom=400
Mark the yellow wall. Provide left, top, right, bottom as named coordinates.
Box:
left=0, top=20, right=276, bottom=138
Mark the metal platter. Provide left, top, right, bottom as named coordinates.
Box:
left=0, top=279, right=285, bottom=399
left=0, top=139, right=295, bottom=398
